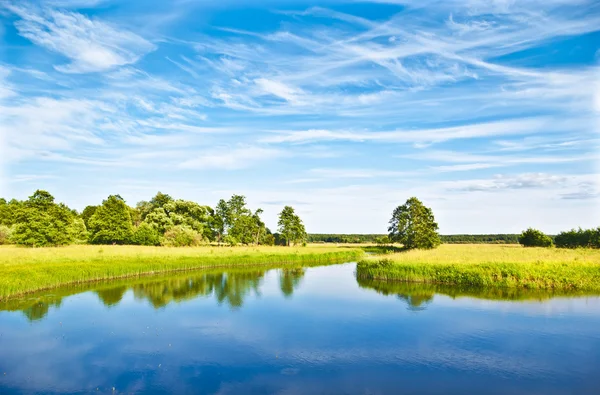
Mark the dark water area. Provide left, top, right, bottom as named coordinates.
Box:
left=1, top=263, right=600, bottom=394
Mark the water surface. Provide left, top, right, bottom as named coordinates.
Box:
left=1, top=263, right=600, bottom=394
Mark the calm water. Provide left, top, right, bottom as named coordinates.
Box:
left=1, top=263, right=600, bottom=394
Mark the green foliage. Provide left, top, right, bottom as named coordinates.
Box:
left=80, top=205, right=98, bottom=229
left=213, top=195, right=266, bottom=245
left=88, top=195, right=134, bottom=245
left=0, top=225, right=13, bottom=245
left=10, top=190, right=82, bottom=247
left=131, top=222, right=161, bottom=246
left=160, top=225, right=202, bottom=247
left=68, top=218, right=89, bottom=244
left=277, top=206, right=307, bottom=246
left=440, top=234, right=520, bottom=244
left=518, top=228, right=553, bottom=247
left=306, top=234, right=383, bottom=243
left=388, top=197, right=441, bottom=250
left=555, top=228, right=600, bottom=249
left=142, top=193, right=213, bottom=240
left=375, top=235, right=390, bottom=245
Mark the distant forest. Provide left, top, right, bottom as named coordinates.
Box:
left=307, top=234, right=521, bottom=244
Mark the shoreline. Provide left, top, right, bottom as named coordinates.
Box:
left=356, top=244, right=600, bottom=291
left=0, top=245, right=363, bottom=301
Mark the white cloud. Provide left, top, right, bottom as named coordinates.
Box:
left=261, top=118, right=566, bottom=145
left=6, top=4, right=155, bottom=73
left=179, top=146, right=285, bottom=170
left=448, top=173, right=575, bottom=192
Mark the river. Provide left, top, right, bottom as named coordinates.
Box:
left=1, top=263, right=599, bottom=394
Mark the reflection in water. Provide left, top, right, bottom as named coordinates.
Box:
left=96, top=287, right=128, bottom=307
left=1, top=266, right=307, bottom=321
left=279, top=268, right=305, bottom=298
left=132, top=270, right=267, bottom=309
left=356, top=277, right=600, bottom=311
left=22, top=299, right=62, bottom=321
left=2, top=263, right=600, bottom=395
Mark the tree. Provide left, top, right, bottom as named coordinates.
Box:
left=161, top=225, right=202, bottom=247
left=131, top=222, right=161, bottom=246
left=388, top=197, right=440, bottom=250
left=213, top=195, right=266, bottom=245
left=88, top=195, right=134, bottom=244
left=0, top=225, right=13, bottom=245
left=518, top=228, right=553, bottom=247
left=11, top=190, right=83, bottom=247
left=143, top=199, right=213, bottom=239
left=277, top=206, right=307, bottom=246
left=81, top=205, right=98, bottom=229
left=555, top=227, right=600, bottom=249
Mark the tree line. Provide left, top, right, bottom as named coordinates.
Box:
left=518, top=227, right=600, bottom=249
left=0, top=190, right=306, bottom=247
left=383, top=197, right=598, bottom=250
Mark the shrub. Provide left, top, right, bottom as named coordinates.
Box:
left=555, top=227, right=600, bottom=249
left=0, top=225, right=13, bottom=245
left=132, top=222, right=161, bottom=246
left=161, top=226, right=202, bottom=247
left=518, top=228, right=553, bottom=247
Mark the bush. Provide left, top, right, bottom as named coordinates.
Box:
left=555, top=227, right=600, bottom=249
left=132, top=223, right=161, bottom=246
left=0, top=225, right=13, bottom=245
left=518, top=228, right=553, bottom=247
left=161, top=226, right=202, bottom=247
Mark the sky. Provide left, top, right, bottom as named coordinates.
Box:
left=0, top=0, right=599, bottom=234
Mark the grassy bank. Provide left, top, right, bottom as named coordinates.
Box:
left=0, top=245, right=363, bottom=300
left=356, top=244, right=600, bottom=291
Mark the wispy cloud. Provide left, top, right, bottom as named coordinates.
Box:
left=5, top=4, right=155, bottom=73
left=179, top=146, right=285, bottom=170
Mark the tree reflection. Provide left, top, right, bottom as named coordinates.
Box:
left=131, top=270, right=266, bottom=309
left=279, top=268, right=305, bottom=298
left=355, top=276, right=583, bottom=311
left=22, top=300, right=62, bottom=321
left=356, top=278, right=435, bottom=311
left=96, top=286, right=127, bottom=307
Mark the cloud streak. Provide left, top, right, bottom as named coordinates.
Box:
left=6, top=4, right=155, bottom=73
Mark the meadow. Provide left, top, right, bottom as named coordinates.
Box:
left=0, top=244, right=362, bottom=300
left=357, top=244, right=600, bottom=291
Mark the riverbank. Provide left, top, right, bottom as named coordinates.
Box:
left=356, top=244, right=600, bottom=291
left=0, top=245, right=363, bottom=300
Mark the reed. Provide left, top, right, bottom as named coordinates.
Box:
left=0, top=244, right=362, bottom=300
left=356, top=244, right=600, bottom=291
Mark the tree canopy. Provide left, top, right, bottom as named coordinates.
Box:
left=388, top=197, right=440, bottom=250
left=277, top=206, right=306, bottom=246
left=10, top=190, right=85, bottom=247
left=518, top=228, right=553, bottom=247
left=88, top=195, right=134, bottom=244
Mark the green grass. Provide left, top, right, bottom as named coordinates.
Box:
left=0, top=244, right=363, bottom=300
left=356, top=244, right=600, bottom=291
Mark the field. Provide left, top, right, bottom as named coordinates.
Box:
left=0, top=244, right=362, bottom=300
left=358, top=244, right=600, bottom=291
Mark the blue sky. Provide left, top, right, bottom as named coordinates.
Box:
left=0, top=0, right=599, bottom=234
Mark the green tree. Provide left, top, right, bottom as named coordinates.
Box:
left=88, top=195, right=134, bottom=244
left=161, top=225, right=202, bottom=247
left=0, top=224, right=13, bottom=245
left=11, top=190, right=82, bottom=247
left=213, top=195, right=265, bottom=245
left=81, top=205, right=98, bottom=229
left=143, top=198, right=213, bottom=239
left=388, top=197, right=441, bottom=250
left=518, top=228, right=553, bottom=247
left=277, top=206, right=307, bottom=246
left=131, top=222, right=161, bottom=246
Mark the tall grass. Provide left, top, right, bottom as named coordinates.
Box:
left=356, top=244, right=600, bottom=291
left=0, top=244, right=363, bottom=300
